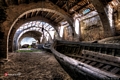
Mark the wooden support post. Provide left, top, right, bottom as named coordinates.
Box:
left=99, top=48, right=102, bottom=53
left=112, top=49, right=115, bottom=56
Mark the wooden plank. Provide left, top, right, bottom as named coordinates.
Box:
left=66, top=54, right=120, bottom=68
left=110, top=67, right=120, bottom=74
left=102, top=65, right=111, bottom=71
left=56, top=40, right=120, bottom=49
left=82, top=50, right=120, bottom=64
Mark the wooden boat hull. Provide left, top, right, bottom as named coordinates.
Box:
left=43, top=40, right=120, bottom=80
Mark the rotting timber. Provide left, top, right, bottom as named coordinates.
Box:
left=44, top=40, right=120, bottom=80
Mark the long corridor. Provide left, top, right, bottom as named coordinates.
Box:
left=1, top=50, right=72, bottom=80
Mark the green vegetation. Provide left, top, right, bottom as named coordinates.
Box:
left=28, top=45, right=31, bottom=48
left=16, top=49, right=40, bottom=53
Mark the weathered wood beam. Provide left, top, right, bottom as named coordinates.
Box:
left=35, top=11, right=39, bottom=16
left=44, top=24, right=50, bottom=29
left=56, top=0, right=60, bottom=5
left=18, top=0, right=21, bottom=4
left=54, top=16, right=60, bottom=22
left=69, top=0, right=82, bottom=12
left=80, top=14, right=98, bottom=21
left=45, top=12, right=49, bottom=18
left=25, top=13, right=28, bottom=18
left=5, top=0, right=9, bottom=6
left=50, top=13, right=56, bottom=19
left=31, top=12, right=34, bottom=17
left=31, top=11, right=36, bottom=17
left=62, top=3, right=67, bottom=9
left=75, top=3, right=89, bottom=13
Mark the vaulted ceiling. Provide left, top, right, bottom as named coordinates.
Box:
left=0, top=0, right=115, bottom=53
left=0, top=0, right=112, bottom=28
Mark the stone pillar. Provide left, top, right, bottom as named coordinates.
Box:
left=118, top=5, right=120, bottom=21
left=79, top=20, right=83, bottom=41
left=90, top=0, right=114, bottom=37
left=73, top=18, right=80, bottom=41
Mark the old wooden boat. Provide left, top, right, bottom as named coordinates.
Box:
left=44, top=40, right=120, bottom=80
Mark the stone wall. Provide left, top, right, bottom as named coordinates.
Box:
left=80, top=15, right=104, bottom=41
left=0, top=5, right=8, bottom=58
left=114, top=5, right=120, bottom=35
left=63, top=27, right=73, bottom=41
left=0, top=1, right=72, bottom=58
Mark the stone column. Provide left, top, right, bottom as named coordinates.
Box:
left=73, top=18, right=80, bottom=41
left=90, top=0, right=114, bottom=37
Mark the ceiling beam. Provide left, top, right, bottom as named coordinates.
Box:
left=25, top=13, right=28, bottom=18
left=18, top=0, right=21, bottom=4
left=31, top=11, right=36, bottom=17
left=59, top=19, right=66, bottom=25
left=48, top=26, right=53, bottom=31
left=35, top=11, right=39, bottom=16
left=44, top=24, right=50, bottom=29
left=67, top=0, right=80, bottom=10
left=41, top=11, right=45, bottom=17
left=62, top=3, right=67, bottom=9
left=54, top=16, right=60, bottom=22
left=31, top=12, right=34, bottom=17
left=56, top=0, right=60, bottom=5
left=75, top=3, right=90, bottom=14
left=20, top=0, right=26, bottom=4
left=50, top=13, right=56, bottom=19
left=78, top=3, right=93, bottom=14
left=69, top=0, right=89, bottom=13
left=59, top=18, right=65, bottom=22
left=5, top=0, right=9, bottom=6
left=45, top=12, right=49, bottom=18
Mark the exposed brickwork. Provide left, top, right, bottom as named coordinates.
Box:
left=89, top=0, right=114, bottom=37
left=114, top=5, right=120, bottom=35
left=80, top=15, right=104, bottom=41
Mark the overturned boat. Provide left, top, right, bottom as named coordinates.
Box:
left=44, top=40, right=120, bottom=80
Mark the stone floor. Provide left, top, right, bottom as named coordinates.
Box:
left=1, top=51, right=72, bottom=80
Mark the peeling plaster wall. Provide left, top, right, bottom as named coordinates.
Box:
left=114, top=5, right=120, bottom=35
left=80, top=14, right=104, bottom=41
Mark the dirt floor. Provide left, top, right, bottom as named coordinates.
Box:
left=1, top=50, right=72, bottom=80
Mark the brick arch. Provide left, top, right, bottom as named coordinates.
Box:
left=17, top=31, right=42, bottom=50
left=18, top=31, right=41, bottom=43
left=9, top=17, right=58, bottom=52
left=14, top=29, right=49, bottom=51
left=7, top=2, right=73, bottom=41
left=17, top=35, right=40, bottom=50
left=1, top=1, right=74, bottom=58
left=8, top=8, right=72, bottom=50
left=89, top=0, right=115, bottom=37
left=17, top=28, right=53, bottom=44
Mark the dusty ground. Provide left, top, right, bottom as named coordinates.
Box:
left=1, top=51, right=72, bottom=80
